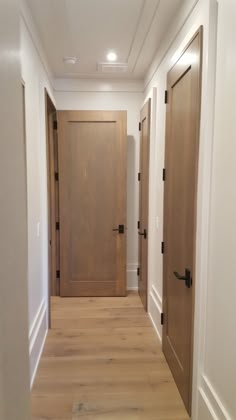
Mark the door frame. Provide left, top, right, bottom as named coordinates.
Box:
left=162, top=27, right=203, bottom=414
left=45, top=89, right=58, bottom=327
left=138, top=99, right=151, bottom=311
left=57, top=110, right=127, bottom=297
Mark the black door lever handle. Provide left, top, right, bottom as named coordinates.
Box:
left=138, top=229, right=147, bottom=239
left=173, top=269, right=192, bottom=288
left=112, top=224, right=125, bottom=234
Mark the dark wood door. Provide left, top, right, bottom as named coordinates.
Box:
left=163, top=28, right=202, bottom=414
left=57, top=110, right=127, bottom=297
left=138, top=99, right=151, bottom=310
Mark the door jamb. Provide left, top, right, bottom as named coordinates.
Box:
left=45, top=89, right=57, bottom=328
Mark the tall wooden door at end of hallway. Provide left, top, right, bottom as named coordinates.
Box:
left=57, top=110, right=127, bottom=297
left=138, top=99, right=151, bottom=310
left=163, top=28, right=202, bottom=415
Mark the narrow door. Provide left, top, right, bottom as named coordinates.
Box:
left=57, top=110, right=127, bottom=297
left=163, top=28, right=202, bottom=414
left=45, top=91, right=59, bottom=298
left=138, top=99, right=151, bottom=310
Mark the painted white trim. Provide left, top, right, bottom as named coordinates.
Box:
left=132, top=0, right=161, bottom=73
left=198, top=375, right=232, bottom=420
left=149, top=311, right=161, bottom=343
left=149, top=285, right=162, bottom=342
left=146, top=86, right=158, bottom=310
left=29, top=300, right=48, bottom=388
left=20, top=0, right=53, bottom=86
left=144, top=0, right=200, bottom=92
left=151, top=285, right=162, bottom=308
left=29, top=299, right=45, bottom=345
left=127, top=263, right=138, bottom=290
left=53, top=78, right=144, bottom=93
left=192, top=1, right=218, bottom=418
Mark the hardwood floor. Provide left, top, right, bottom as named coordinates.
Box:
left=31, top=292, right=189, bottom=420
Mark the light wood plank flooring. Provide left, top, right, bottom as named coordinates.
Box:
left=31, top=292, right=189, bottom=420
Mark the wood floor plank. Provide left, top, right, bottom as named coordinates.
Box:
left=31, top=292, right=189, bottom=420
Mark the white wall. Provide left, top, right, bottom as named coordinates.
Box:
left=0, top=0, right=30, bottom=418
left=15, top=1, right=236, bottom=418
left=20, top=0, right=55, bottom=385
left=144, top=0, right=236, bottom=418
left=54, top=79, right=143, bottom=290
left=197, top=0, right=236, bottom=418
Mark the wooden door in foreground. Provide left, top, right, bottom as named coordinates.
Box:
left=163, top=28, right=202, bottom=414
left=57, top=111, right=127, bottom=297
left=138, top=99, right=151, bottom=310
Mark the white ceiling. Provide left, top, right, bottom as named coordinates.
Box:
left=26, top=0, right=184, bottom=80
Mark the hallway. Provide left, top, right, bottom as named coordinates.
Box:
left=31, top=292, right=189, bottom=419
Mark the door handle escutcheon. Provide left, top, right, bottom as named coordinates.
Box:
left=173, top=269, right=192, bottom=288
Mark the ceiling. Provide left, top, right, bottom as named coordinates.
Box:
left=26, top=0, right=184, bottom=80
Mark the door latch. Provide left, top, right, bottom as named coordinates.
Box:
left=173, top=269, right=192, bottom=288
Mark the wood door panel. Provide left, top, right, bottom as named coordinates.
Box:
left=66, top=122, right=117, bottom=282
left=138, top=99, right=151, bottom=310
left=163, top=28, right=202, bottom=414
left=58, top=111, right=127, bottom=297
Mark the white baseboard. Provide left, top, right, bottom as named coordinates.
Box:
left=198, top=375, right=231, bottom=420
left=127, top=263, right=138, bottom=290
left=29, top=299, right=48, bottom=388
left=148, top=285, right=162, bottom=342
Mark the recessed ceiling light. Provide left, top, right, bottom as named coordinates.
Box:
left=106, top=51, right=117, bottom=62
left=63, top=56, right=77, bottom=64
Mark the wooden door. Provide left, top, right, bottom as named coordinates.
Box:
left=138, top=99, right=151, bottom=310
left=163, top=28, right=202, bottom=414
left=45, top=91, right=59, bottom=298
left=57, top=110, right=127, bottom=297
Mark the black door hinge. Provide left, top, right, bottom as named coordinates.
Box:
left=56, top=222, right=60, bottom=230
left=138, top=172, right=141, bottom=181
left=137, top=221, right=140, bottom=229
left=161, top=241, right=164, bottom=254
left=162, top=168, right=166, bottom=181
left=161, top=313, right=164, bottom=325
left=53, top=120, right=58, bottom=130
left=56, top=270, right=60, bottom=278
left=137, top=267, right=140, bottom=276
left=164, top=90, right=168, bottom=104
left=139, top=122, right=141, bottom=131
left=55, top=172, right=59, bottom=181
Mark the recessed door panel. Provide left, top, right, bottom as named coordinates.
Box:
left=163, top=28, right=202, bottom=414
left=57, top=111, right=127, bottom=297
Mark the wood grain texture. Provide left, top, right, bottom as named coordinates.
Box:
left=31, top=292, right=189, bottom=419
left=45, top=89, right=58, bottom=328
left=138, top=99, right=151, bottom=311
left=163, top=28, right=202, bottom=414
left=57, top=110, right=127, bottom=297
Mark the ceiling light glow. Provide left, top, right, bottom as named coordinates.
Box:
left=106, top=51, right=117, bottom=62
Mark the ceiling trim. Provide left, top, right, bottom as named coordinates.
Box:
left=125, top=0, right=146, bottom=63
left=144, top=0, right=199, bottom=90
left=131, top=0, right=161, bottom=73
left=20, top=0, right=54, bottom=88
left=53, top=78, right=144, bottom=93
